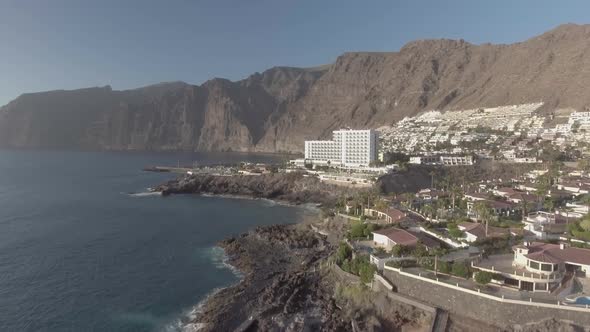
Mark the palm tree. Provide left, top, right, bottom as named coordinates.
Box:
left=450, top=185, right=462, bottom=210
left=580, top=194, right=590, bottom=214
left=517, top=199, right=529, bottom=219
left=422, top=204, right=434, bottom=219
left=429, top=170, right=436, bottom=189
left=474, top=201, right=493, bottom=236
left=401, top=192, right=414, bottom=209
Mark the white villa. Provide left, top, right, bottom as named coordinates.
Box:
left=474, top=242, right=590, bottom=293
left=522, top=211, right=569, bottom=240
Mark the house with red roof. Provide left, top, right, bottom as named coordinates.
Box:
left=457, top=222, right=510, bottom=242
left=372, top=227, right=440, bottom=251
left=364, top=208, right=406, bottom=223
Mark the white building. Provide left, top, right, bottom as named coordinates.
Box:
left=304, top=129, right=378, bottom=167
left=569, top=111, right=590, bottom=125
left=409, top=154, right=475, bottom=166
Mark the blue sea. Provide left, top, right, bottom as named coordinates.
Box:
left=0, top=150, right=307, bottom=331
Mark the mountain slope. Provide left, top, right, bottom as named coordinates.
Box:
left=2, top=24, right=590, bottom=152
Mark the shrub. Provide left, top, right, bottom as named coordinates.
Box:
left=359, top=262, right=377, bottom=284
left=412, top=244, right=429, bottom=258
left=451, top=262, right=469, bottom=278
left=438, top=261, right=451, bottom=274
left=448, top=228, right=464, bottom=239
left=336, top=242, right=352, bottom=265
left=418, top=257, right=435, bottom=270
left=373, top=247, right=386, bottom=255
left=474, top=271, right=493, bottom=285
left=363, top=223, right=375, bottom=237
left=390, top=245, right=403, bottom=257
left=349, top=221, right=366, bottom=238
left=580, top=218, right=590, bottom=232
left=386, top=259, right=415, bottom=268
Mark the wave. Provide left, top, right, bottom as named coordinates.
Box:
left=125, top=191, right=162, bottom=197
left=205, top=246, right=244, bottom=279
left=164, top=247, right=244, bottom=331
left=163, top=286, right=224, bottom=332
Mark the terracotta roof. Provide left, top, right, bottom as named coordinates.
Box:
left=514, top=242, right=590, bottom=266
left=507, top=192, right=538, bottom=203
left=458, top=222, right=508, bottom=239
left=373, top=227, right=418, bottom=246
left=386, top=208, right=406, bottom=221
left=487, top=200, right=514, bottom=210
left=464, top=192, right=488, bottom=200
left=411, top=231, right=441, bottom=249
left=496, top=187, right=519, bottom=195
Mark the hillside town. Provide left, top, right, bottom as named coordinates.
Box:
left=278, top=105, right=590, bottom=329
left=150, top=105, right=590, bottom=330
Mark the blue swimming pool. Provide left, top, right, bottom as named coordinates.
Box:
left=572, top=296, right=590, bottom=305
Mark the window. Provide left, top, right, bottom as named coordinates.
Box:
left=529, top=261, right=539, bottom=270
left=541, top=264, right=552, bottom=272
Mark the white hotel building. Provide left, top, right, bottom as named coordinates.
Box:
left=304, top=129, right=378, bottom=167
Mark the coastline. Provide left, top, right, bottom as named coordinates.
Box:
left=175, top=196, right=322, bottom=331
left=151, top=172, right=361, bottom=331
left=186, top=222, right=343, bottom=331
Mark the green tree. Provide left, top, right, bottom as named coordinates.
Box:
left=363, top=223, right=375, bottom=238
left=401, top=192, right=415, bottom=208
left=536, top=174, right=551, bottom=203
left=473, top=201, right=494, bottom=236
left=359, top=262, right=377, bottom=284
left=580, top=217, right=590, bottom=232
left=475, top=271, right=493, bottom=285
left=422, top=204, right=434, bottom=218
left=412, top=243, right=428, bottom=258
left=543, top=197, right=556, bottom=212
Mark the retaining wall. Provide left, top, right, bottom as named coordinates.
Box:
left=383, top=266, right=590, bottom=328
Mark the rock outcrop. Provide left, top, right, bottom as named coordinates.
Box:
left=191, top=224, right=348, bottom=332
left=3, top=24, right=590, bottom=152
left=155, top=172, right=358, bottom=206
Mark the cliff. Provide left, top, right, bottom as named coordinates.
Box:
left=2, top=24, right=590, bottom=152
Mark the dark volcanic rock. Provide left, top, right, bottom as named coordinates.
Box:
left=193, top=224, right=349, bottom=332
left=3, top=24, right=590, bottom=152
left=155, top=172, right=357, bottom=206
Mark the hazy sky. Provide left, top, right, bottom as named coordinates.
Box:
left=1, top=0, right=588, bottom=105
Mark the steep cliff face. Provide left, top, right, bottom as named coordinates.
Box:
left=2, top=24, right=590, bottom=152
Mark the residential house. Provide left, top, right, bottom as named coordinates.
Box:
left=458, top=222, right=510, bottom=242
left=474, top=242, right=590, bottom=292
left=364, top=208, right=406, bottom=223
left=522, top=211, right=573, bottom=240
left=372, top=227, right=440, bottom=251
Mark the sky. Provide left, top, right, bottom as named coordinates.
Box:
left=1, top=0, right=589, bottom=106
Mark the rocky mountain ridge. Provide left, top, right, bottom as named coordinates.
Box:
left=2, top=24, right=590, bottom=152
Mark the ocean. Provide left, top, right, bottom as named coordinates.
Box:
left=0, top=150, right=307, bottom=331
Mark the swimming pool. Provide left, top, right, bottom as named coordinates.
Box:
left=573, top=296, right=590, bottom=305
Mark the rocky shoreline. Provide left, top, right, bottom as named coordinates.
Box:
left=156, top=172, right=433, bottom=331
left=188, top=223, right=349, bottom=332
left=154, top=172, right=360, bottom=206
